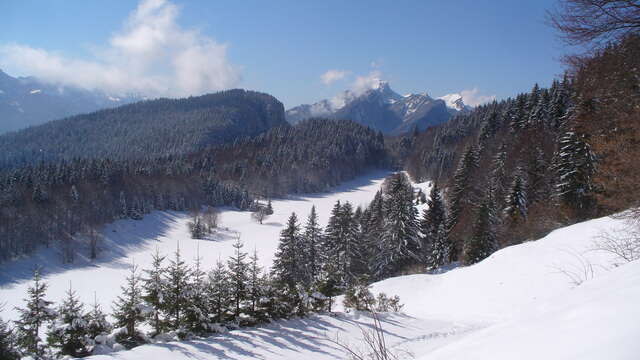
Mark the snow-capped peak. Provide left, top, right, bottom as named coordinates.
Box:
left=439, top=93, right=469, bottom=111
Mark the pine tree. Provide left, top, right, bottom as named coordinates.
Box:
left=420, top=183, right=450, bottom=269
left=375, top=173, right=420, bottom=278
left=206, top=259, right=231, bottom=324
left=0, top=312, right=20, bottom=360
left=227, top=237, right=249, bottom=320
left=112, top=264, right=145, bottom=348
left=14, top=268, right=56, bottom=357
left=47, top=284, right=90, bottom=357
left=265, top=199, right=274, bottom=215
left=301, top=206, right=323, bottom=286
left=163, top=246, right=191, bottom=331
left=141, top=248, right=166, bottom=337
left=527, top=147, right=548, bottom=205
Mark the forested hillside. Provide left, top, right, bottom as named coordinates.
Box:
left=0, top=119, right=384, bottom=261
left=402, top=34, right=640, bottom=264
left=0, top=90, right=285, bottom=168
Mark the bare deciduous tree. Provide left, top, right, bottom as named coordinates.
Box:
left=547, top=0, right=640, bottom=48
left=251, top=207, right=269, bottom=225
left=327, top=311, right=412, bottom=360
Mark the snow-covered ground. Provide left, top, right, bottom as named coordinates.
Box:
left=1, top=170, right=638, bottom=359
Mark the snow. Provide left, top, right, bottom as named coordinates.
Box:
left=108, top=96, right=121, bottom=102
left=1, top=170, right=638, bottom=359
left=0, top=170, right=392, bottom=322
left=30, top=89, right=42, bottom=94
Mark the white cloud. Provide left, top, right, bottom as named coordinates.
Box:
left=0, top=0, right=240, bottom=97
left=459, top=88, right=496, bottom=107
left=328, top=70, right=386, bottom=109
left=320, top=69, right=349, bottom=85
left=350, top=70, right=384, bottom=95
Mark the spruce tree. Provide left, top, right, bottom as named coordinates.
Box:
left=504, top=167, right=528, bottom=225
left=227, top=237, right=249, bottom=320
left=14, top=268, right=56, bottom=358
left=301, top=206, right=323, bottom=286
left=273, top=213, right=302, bottom=289
left=112, top=264, right=146, bottom=348
left=184, top=251, right=209, bottom=335
left=164, top=246, right=191, bottom=331
left=272, top=213, right=303, bottom=315
left=448, top=146, right=479, bottom=231
left=86, top=294, right=111, bottom=340
left=246, top=250, right=266, bottom=322
left=206, top=259, right=230, bottom=324
left=463, top=194, right=498, bottom=265
left=420, top=183, right=450, bottom=269
left=47, top=284, right=90, bottom=357
left=141, top=248, right=167, bottom=337
left=554, top=131, right=597, bottom=218
left=375, top=173, right=420, bottom=278
left=0, top=313, right=20, bottom=360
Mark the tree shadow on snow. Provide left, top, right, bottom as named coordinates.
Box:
left=0, top=210, right=181, bottom=286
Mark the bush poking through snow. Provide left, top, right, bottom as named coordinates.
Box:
left=343, top=282, right=403, bottom=313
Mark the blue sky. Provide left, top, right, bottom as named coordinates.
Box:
left=0, top=0, right=567, bottom=108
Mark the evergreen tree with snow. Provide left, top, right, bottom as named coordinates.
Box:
left=504, top=167, right=528, bottom=225
left=206, top=259, right=231, bottom=324
left=112, top=265, right=146, bottom=348
left=301, top=206, right=323, bottom=286
left=86, top=295, right=111, bottom=340
left=463, top=192, right=498, bottom=265
left=14, top=268, right=56, bottom=358
left=448, top=145, right=479, bottom=231
left=47, top=285, right=90, bottom=357
left=163, top=246, right=191, bottom=331
left=375, top=173, right=420, bottom=278
left=420, top=183, right=450, bottom=269
left=227, top=237, right=249, bottom=320
left=0, top=312, right=20, bottom=360
left=554, top=130, right=597, bottom=218
left=246, top=250, right=266, bottom=323
left=184, top=251, right=209, bottom=335
left=272, top=212, right=303, bottom=315
left=273, top=212, right=302, bottom=290
left=141, top=248, right=167, bottom=337
left=265, top=199, right=274, bottom=215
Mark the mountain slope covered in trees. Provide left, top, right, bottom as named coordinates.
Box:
left=0, top=90, right=286, bottom=168
left=0, top=118, right=385, bottom=261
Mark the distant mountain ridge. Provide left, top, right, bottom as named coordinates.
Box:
left=0, top=89, right=286, bottom=167
left=0, top=69, right=142, bottom=134
left=285, top=80, right=471, bottom=134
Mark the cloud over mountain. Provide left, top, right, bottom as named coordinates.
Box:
left=0, top=0, right=240, bottom=98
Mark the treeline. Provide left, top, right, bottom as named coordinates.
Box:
left=0, top=119, right=385, bottom=261
left=0, top=89, right=286, bottom=168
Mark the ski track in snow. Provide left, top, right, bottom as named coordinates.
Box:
left=1, top=170, right=639, bottom=359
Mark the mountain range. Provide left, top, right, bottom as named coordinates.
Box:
left=0, top=69, right=140, bottom=134
left=285, top=80, right=471, bottom=134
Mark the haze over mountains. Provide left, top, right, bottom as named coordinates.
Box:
left=286, top=80, right=471, bottom=134
left=0, top=70, right=142, bottom=134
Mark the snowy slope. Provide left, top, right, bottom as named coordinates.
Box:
left=0, top=170, right=391, bottom=322
left=1, top=171, right=638, bottom=359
